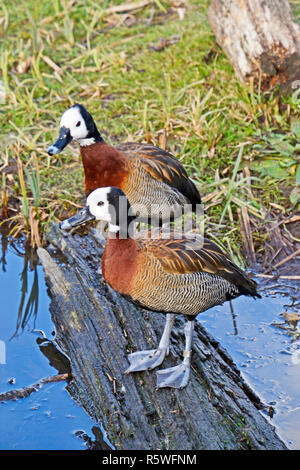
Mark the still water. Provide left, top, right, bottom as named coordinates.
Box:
left=200, top=282, right=300, bottom=450
left=0, top=229, right=299, bottom=449
left=0, top=229, right=109, bottom=450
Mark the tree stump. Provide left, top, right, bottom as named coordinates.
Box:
left=208, top=0, right=300, bottom=92
left=37, top=224, right=287, bottom=450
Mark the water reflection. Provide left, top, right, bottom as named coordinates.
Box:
left=229, top=300, right=238, bottom=335
left=1, top=225, right=8, bottom=272
left=11, top=244, right=39, bottom=339
left=1, top=225, right=299, bottom=449
left=1, top=225, right=40, bottom=339
left=200, top=279, right=300, bottom=450
left=0, top=226, right=111, bottom=450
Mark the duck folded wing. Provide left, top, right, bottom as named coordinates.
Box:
left=116, top=143, right=201, bottom=207
left=140, top=235, right=260, bottom=298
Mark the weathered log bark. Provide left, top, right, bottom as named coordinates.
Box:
left=37, top=224, right=287, bottom=450
left=208, top=0, right=300, bottom=92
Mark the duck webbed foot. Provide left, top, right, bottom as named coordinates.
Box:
left=125, top=347, right=168, bottom=372
left=125, top=313, right=175, bottom=373
left=156, top=318, right=194, bottom=389
left=156, top=356, right=191, bottom=389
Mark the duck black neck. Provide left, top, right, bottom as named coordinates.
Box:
left=89, top=127, right=104, bottom=143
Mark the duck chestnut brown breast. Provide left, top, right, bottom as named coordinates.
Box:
left=60, top=187, right=261, bottom=389
left=47, top=104, right=201, bottom=221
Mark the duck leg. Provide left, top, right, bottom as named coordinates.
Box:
left=125, top=314, right=175, bottom=373
left=156, top=318, right=194, bottom=389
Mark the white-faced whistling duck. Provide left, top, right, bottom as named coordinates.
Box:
left=60, top=187, right=261, bottom=389
left=47, top=104, right=201, bottom=223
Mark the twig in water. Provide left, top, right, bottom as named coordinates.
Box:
left=105, top=1, right=151, bottom=14
left=0, top=373, right=69, bottom=402
left=238, top=206, right=256, bottom=264
left=255, top=274, right=300, bottom=280
left=263, top=248, right=300, bottom=274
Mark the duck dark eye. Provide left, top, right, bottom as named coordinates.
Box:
left=97, top=201, right=104, bottom=207
left=76, top=121, right=81, bottom=127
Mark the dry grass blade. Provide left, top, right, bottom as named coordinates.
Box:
left=17, top=156, right=30, bottom=225
left=238, top=206, right=256, bottom=264
left=29, top=207, right=41, bottom=247
left=219, top=146, right=244, bottom=225
left=105, top=1, right=151, bottom=14
left=41, top=55, right=62, bottom=74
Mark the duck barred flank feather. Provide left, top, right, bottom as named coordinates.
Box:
left=122, top=160, right=191, bottom=221
left=129, top=235, right=259, bottom=316
left=128, top=269, right=243, bottom=316
left=116, top=143, right=201, bottom=211
left=103, top=232, right=261, bottom=318
left=142, top=236, right=260, bottom=292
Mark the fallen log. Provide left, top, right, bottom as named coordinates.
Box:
left=208, top=0, right=300, bottom=93
left=37, top=223, right=287, bottom=450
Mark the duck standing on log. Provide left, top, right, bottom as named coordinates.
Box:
left=60, top=187, right=261, bottom=389
left=47, top=104, right=201, bottom=222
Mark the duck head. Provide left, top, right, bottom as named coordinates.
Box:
left=60, top=187, right=136, bottom=237
left=47, top=104, right=103, bottom=156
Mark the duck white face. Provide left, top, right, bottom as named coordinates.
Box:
left=87, top=188, right=114, bottom=224
left=60, top=187, right=130, bottom=233
left=60, top=106, right=89, bottom=141
left=47, top=104, right=102, bottom=156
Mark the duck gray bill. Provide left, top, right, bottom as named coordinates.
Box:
left=60, top=206, right=95, bottom=230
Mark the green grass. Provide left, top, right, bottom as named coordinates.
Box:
left=0, top=0, right=300, bottom=257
